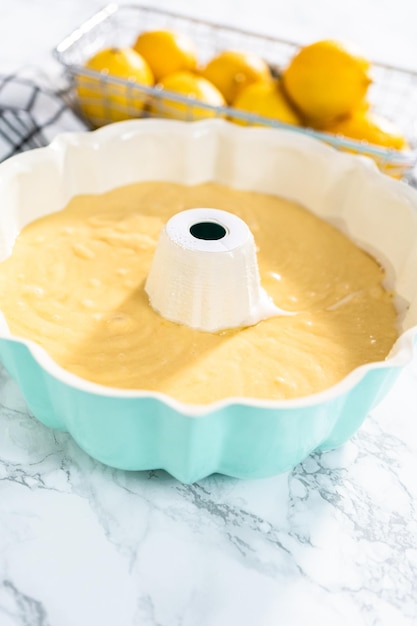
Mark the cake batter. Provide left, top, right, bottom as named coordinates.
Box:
left=0, top=182, right=398, bottom=403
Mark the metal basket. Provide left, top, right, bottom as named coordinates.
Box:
left=54, top=3, right=417, bottom=179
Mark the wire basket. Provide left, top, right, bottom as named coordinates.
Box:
left=54, top=3, right=417, bottom=180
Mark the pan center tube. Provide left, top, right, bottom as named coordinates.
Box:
left=145, top=208, right=292, bottom=332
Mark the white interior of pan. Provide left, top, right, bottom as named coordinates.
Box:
left=0, top=118, right=416, bottom=358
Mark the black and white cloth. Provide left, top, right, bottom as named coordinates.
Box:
left=0, top=70, right=87, bottom=163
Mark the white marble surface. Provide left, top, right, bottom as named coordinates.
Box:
left=1, top=1, right=417, bottom=625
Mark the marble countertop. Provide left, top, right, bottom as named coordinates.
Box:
left=1, top=1, right=417, bottom=625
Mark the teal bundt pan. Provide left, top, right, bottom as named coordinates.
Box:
left=0, top=119, right=416, bottom=483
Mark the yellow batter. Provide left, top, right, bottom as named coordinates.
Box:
left=0, top=182, right=398, bottom=403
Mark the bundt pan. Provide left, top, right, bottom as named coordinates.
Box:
left=0, top=119, right=416, bottom=483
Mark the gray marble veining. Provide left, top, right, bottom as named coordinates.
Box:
left=1, top=0, right=417, bottom=624
left=1, top=360, right=417, bottom=625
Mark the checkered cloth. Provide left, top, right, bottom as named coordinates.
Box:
left=0, top=71, right=87, bottom=163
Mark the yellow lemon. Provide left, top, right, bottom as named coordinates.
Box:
left=322, top=109, right=409, bottom=150
left=201, top=50, right=272, bottom=104
left=282, top=40, right=372, bottom=123
left=150, top=71, right=225, bottom=121
left=133, top=30, right=197, bottom=82
left=76, top=47, right=154, bottom=127
left=232, top=81, right=301, bottom=126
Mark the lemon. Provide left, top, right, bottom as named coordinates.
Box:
left=232, top=80, right=301, bottom=126
left=282, top=40, right=372, bottom=123
left=150, top=71, right=225, bottom=121
left=133, top=30, right=197, bottom=82
left=76, top=47, right=154, bottom=126
left=322, top=109, right=409, bottom=150
left=201, top=50, right=272, bottom=104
